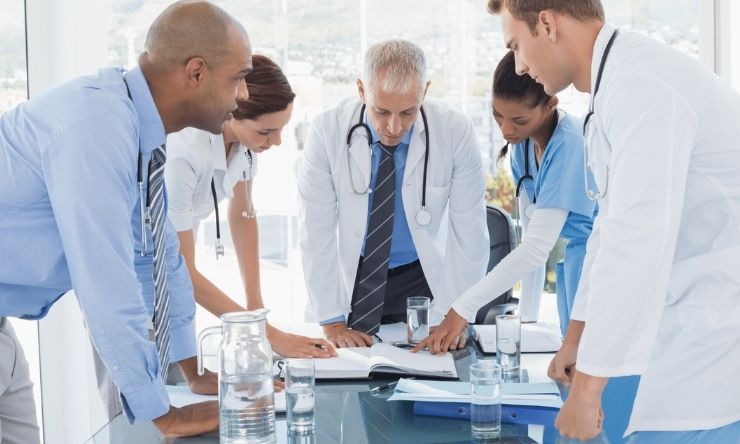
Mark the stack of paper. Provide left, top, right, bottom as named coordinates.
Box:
left=165, top=385, right=287, bottom=412
left=473, top=323, right=563, bottom=354
left=386, top=378, right=562, bottom=409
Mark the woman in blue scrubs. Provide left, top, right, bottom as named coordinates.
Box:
left=417, top=51, right=639, bottom=444
left=417, top=50, right=596, bottom=344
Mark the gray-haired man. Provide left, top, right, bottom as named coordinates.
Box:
left=298, top=39, right=489, bottom=349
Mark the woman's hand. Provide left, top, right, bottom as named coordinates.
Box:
left=411, top=309, right=468, bottom=355
left=267, top=325, right=337, bottom=358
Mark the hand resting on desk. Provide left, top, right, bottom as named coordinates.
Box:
left=323, top=322, right=373, bottom=348
left=411, top=309, right=468, bottom=354
left=152, top=401, right=219, bottom=438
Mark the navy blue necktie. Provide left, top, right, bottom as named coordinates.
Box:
left=349, top=144, right=397, bottom=335
left=149, top=145, right=171, bottom=381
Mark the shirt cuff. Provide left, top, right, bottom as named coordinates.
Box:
left=167, top=210, right=194, bottom=232
left=320, top=315, right=345, bottom=325
left=120, top=377, right=170, bottom=423
left=168, top=319, right=196, bottom=363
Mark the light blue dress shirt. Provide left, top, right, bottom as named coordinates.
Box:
left=0, top=66, right=195, bottom=422
left=322, top=121, right=419, bottom=325
left=363, top=123, right=418, bottom=267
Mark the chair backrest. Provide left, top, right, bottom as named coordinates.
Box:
left=474, top=205, right=518, bottom=324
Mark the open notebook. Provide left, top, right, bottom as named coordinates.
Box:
left=311, top=343, right=457, bottom=379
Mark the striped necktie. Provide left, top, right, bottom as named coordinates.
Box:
left=149, top=145, right=171, bottom=381
left=349, top=144, right=397, bottom=335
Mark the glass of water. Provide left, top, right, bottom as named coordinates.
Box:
left=285, top=359, right=316, bottom=434
left=469, top=360, right=502, bottom=439
left=407, top=296, right=431, bottom=344
left=495, top=314, right=521, bottom=376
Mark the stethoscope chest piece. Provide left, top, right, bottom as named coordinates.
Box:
left=415, top=208, right=432, bottom=226
left=523, top=204, right=535, bottom=220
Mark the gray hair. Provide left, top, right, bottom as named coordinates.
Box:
left=362, top=39, right=428, bottom=96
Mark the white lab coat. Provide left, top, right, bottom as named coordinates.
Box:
left=571, top=24, right=740, bottom=434
left=298, top=96, right=489, bottom=322
left=165, top=127, right=256, bottom=233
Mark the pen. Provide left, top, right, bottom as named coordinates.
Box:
left=370, top=377, right=416, bottom=394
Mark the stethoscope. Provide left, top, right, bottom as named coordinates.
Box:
left=210, top=145, right=255, bottom=259
left=122, top=74, right=155, bottom=257
left=583, top=29, right=618, bottom=201
left=506, top=110, right=560, bottom=244
left=346, top=103, right=432, bottom=226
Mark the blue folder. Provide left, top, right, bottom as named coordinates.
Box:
left=413, top=401, right=559, bottom=427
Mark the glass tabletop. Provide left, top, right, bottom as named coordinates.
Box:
left=86, top=345, right=595, bottom=444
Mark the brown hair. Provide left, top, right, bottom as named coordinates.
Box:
left=232, top=55, right=296, bottom=120
left=487, top=0, right=604, bottom=30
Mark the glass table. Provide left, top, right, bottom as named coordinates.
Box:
left=86, top=344, right=604, bottom=443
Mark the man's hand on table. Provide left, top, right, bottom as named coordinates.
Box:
left=323, top=322, right=373, bottom=348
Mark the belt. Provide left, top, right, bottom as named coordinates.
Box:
left=387, top=259, right=421, bottom=275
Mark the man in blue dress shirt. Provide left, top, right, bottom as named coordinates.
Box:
left=298, top=40, right=489, bottom=349
left=0, top=1, right=252, bottom=441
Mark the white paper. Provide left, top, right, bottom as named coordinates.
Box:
left=387, top=378, right=563, bottom=408
left=473, top=323, right=563, bottom=354
left=165, top=385, right=286, bottom=412
left=311, top=343, right=457, bottom=379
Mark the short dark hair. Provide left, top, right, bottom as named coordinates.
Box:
left=493, top=51, right=551, bottom=160
left=487, top=0, right=605, bottom=31
left=232, top=55, right=295, bottom=120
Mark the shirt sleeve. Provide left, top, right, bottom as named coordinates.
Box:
left=298, top=116, right=348, bottom=322
left=438, top=115, right=490, bottom=318
left=575, top=73, right=697, bottom=377
left=453, top=207, right=568, bottom=320
left=516, top=190, right=546, bottom=323
left=535, top=128, right=596, bottom=218
left=164, top=155, right=197, bottom=232
left=41, top=109, right=169, bottom=423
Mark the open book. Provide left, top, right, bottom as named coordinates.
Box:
left=312, top=343, right=458, bottom=379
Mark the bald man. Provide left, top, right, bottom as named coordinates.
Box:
left=0, top=1, right=251, bottom=440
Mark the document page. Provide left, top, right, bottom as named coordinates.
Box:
left=313, top=347, right=373, bottom=378
left=368, top=343, right=457, bottom=378
left=165, top=385, right=287, bottom=412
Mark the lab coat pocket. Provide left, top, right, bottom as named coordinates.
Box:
left=668, top=245, right=740, bottom=331
left=424, top=185, right=450, bottom=222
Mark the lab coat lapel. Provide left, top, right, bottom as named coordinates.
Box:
left=403, top=110, right=427, bottom=184
left=348, top=129, right=372, bottom=190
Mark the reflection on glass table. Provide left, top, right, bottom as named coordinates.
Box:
left=86, top=344, right=608, bottom=444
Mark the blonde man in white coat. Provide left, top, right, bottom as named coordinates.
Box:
left=298, top=39, right=489, bottom=348
left=488, top=0, right=740, bottom=442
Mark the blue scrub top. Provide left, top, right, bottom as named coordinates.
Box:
left=510, top=111, right=597, bottom=335
left=510, top=112, right=597, bottom=244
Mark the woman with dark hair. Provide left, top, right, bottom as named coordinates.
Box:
left=166, top=55, right=335, bottom=358
left=416, top=50, right=596, bottom=350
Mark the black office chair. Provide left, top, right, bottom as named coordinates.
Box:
left=473, top=205, right=519, bottom=324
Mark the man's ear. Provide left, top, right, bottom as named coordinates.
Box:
left=184, top=56, right=208, bottom=87
left=356, top=78, right=366, bottom=103
left=539, top=10, right=558, bottom=42
left=422, top=80, right=431, bottom=99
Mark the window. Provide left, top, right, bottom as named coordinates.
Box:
left=0, top=0, right=41, bottom=439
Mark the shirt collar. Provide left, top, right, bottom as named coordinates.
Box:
left=590, top=23, right=617, bottom=96
left=365, top=113, right=414, bottom=147
left=209, top=133, right=229, bottom=173
left=123, top=66, right=166, bottom=154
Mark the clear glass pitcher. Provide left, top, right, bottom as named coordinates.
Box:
left=197, top=309, right=275, bottom=444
